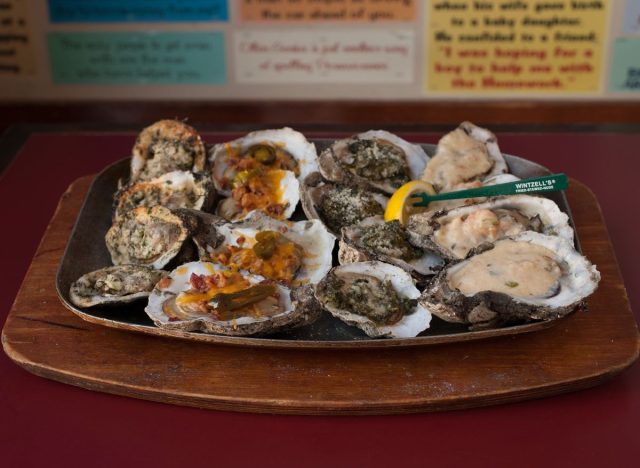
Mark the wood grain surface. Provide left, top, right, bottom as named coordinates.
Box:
left=2, top=176, right=638, bottom=415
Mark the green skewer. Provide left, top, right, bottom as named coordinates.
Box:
left=411, top=174, right=569, bottom=207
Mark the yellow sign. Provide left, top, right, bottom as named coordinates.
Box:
left=426, top=0, right=609, bottom=93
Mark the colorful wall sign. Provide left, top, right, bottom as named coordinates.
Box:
left=426, top=0, right=609, bottom=93
left=234, top=29, right=414, bottom=83
left=48, top=0, right=228, bottom=23
left=48, top=32, right=226, bottom=84
left=609, top=38, right=640, bottom=92
left=240, top=0, right=416, bottom=22
left=0, top=0, right=35, bottom=76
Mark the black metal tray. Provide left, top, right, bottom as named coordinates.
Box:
left=56, top=141, right=577, bottom=349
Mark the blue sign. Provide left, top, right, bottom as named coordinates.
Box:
left=48, top=0, right=228, bottom=23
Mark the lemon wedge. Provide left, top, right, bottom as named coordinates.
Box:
left=384, top=180, right=436, bottom=225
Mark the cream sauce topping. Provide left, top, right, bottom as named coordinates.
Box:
left=448, top=240, right=562, bottom=298
left=434, top=209, right=528, bottom=259
left=422, top=129, right=493, bottom=190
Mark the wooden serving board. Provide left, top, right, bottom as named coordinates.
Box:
left=2, top=176, right=639, bottom=415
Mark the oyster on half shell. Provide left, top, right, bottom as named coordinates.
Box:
left=301, top=172, right=388, bottom=236
left=421, top=122, right=508, bottom=192
left=318, top=130, right=429, bottom=194
left=114, top=170, right=215, bottom=220
left=130, top=120, right=206, bottom=182
left=145, top=261, right=321, bottom=336
left=194, top=210, right=336, bottom=286
left=420, top=232, right=600, bottom=328
left=339, top=216, right=444, bottom=279
left=314, top=261, right=432, bottom=338
left=105, top=206, right=196, bottom=269
left=406, top=195, right=574, bottom=261
left=70, top=265, right=167, bottom=308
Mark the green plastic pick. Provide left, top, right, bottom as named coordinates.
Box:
left=411, top=174, right=569, bottom=207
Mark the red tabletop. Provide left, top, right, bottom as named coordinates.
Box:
left=1, top=128, right=638, bottom=467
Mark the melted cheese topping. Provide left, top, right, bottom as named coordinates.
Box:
left=434, top=209, right=528, bottom=259
left=448, top=240, right=562, bottom=298
left=176, top=272, right=251, bottom=305
left=422, top=128, right=493, bottom=190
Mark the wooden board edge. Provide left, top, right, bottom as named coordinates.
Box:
left=4, top=327, right=638, bottom=416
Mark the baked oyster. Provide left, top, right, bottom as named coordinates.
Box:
left=318, top=130, right=429, bottom=194
left=406, top=195, right=573, bottom=260
left=209, top=127, right=318, bottom=195
left=339, top=216, right=444, bottom=278
left=314, top=261, right=432, bottom=338
left=114, top=170, right=215, bottom=220
left=215, top=169, right=300, bottom=221
left=70, top=265, right=167, bottom=308
left=130, top=119, right=206, bottom=182
left=421, top=122, right=508, bottom=192
left=194, top=211, right=335, bottom=285
left=301, top=172, right=388, bottom=236
left=105, top=206, right=196, bottom=269
left=420, top=231, right=600, bottom=328
left=145, top=261, right=321, bottom=336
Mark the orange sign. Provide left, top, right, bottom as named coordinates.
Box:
left=240, top=0, right=416, bottom=22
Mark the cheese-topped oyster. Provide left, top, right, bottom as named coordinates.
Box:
left=318, top=130, right=429, bottom=194
left=407, top=195, right=573, bottom=260
left=301, top=172, right=388, bottom=236
left=314, top=262, right=432, bottom=338
left=420, top=232, right=600, bottom=328
left=114, top=170, right=215, bottom=220
left=209, top=127, right=318, bottom=196
left=70, top=265, right=167, bottom=308
left=145, top=261, right=321, bottom=336
left=131, top=120, right=206, bottom=182
left=194, top=211, right=335, bottom=286
left=421, top=122, right=508, bottom=192
left=339, top=216, right=444, bottom=278
left=105, top=206, right=196, bottom=269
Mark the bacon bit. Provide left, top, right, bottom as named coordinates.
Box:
left=236, top=236, right=246, bottom=245
left=266, top=204, right=285, bottom=216
left=157, top=277, right=172, bottom=289
left=168, top=316, right=180, bottom=322
left=220, top=177, right=229, bottom=190
left=190, top=273, right=208, bottom=292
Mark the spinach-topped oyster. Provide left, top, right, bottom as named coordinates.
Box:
left=314, top=261, right=432, bottom=338
left=318, top=130, right=429, bottom=194
left=105, top=206, right=196, bottom=269
left=130, top=120, right=206, bottom=182
left=339, top=216, right=444, bottom=278
left=70, top=265, right=167, bottom=308
left=301, top=172, right=388, bottom=236
left=114, top=170, right=215, bottom=220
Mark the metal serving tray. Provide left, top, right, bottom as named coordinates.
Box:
left=56, top=141, right=578, bottom=349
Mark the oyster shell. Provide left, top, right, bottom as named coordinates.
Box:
left=70, top=265, right=167, bottom=308
left=194, top=210, right=335, bottom=285
left=318, top=130, right=429, bottom=194
left=420, top=232, right=600, bottom=328
left=421, top=122, right=508, bottom=192
left=339, top=216, right=444, bottom=278
left=105, top=206, right=196, bottom=269
left=406, top=195, right=573, bottom=260
left=301, top=172, right=388, bottom=236
left=209, top=127, right=318, bottom=196
left=145, top=261, right=321, bottom=336
left=131, top=120, right=206, bottom=182
left=114, top=170, right=215, bottom=220
left=314, top=261, right=432, bottom=338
